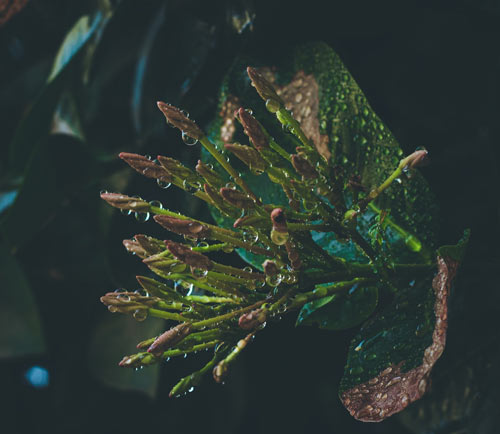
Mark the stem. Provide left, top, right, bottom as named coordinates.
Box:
left=191, top=300, right=266, bottom=330
left=200, top=136, right=261, bottom=205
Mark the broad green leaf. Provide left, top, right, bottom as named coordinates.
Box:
left=205, top=42, right=438, bottom=269
left=0, top=242, right=45, bottom=358
left=88, top=314, right=164, bottom=397
left=296, top=284, right=378, bottom=331
left=47, top=13, right=103, bottom=83
left=9, top=11, right=104, bottom=171
left=1, top=135, right=97, bottom=251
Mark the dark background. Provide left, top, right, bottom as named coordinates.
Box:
left=1, top=0, right=499, bottom=433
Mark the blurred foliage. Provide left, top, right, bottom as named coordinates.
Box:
left=0, top=0, right=499, bottom=433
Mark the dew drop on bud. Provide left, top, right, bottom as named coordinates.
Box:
left=270, top=228, right=289, bottom=245
left=181, top=131, right=198, bottom=146
left=157, top=179, right=171, bottom=189
left=265, top=98, right=280, bottom=113
left=133, top=309, right=148, bottom=322
left=149, top=200, right=163, bottom=209
left=121, top=208, right=132, bottom=216
left=135, top=212, right=150, bottom=222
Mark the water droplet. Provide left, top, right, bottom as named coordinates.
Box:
left=149, top=200, right=163, bottom=209
left=181, top=131, right=198, bottom=146
left=133, top=309, right=147, bottom=322
left=121, top=208, right=132, bottom=216
left=265, top=98, right=280, bottom=113
left=108, top=305, right=118, bottom=313
left=265, top=274, right=282, bottom=287
left=183, top=180, right=198, bottom=193
left=242, top=230, right=258, bottom=244
left=135, top=212, right=150, bottom=222
left=192, top=268, right=208, bottom=280
left=157, top=179, right=171, bottom=189
left=270, top=228, right=289, bottom=245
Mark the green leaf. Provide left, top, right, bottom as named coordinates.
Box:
left=1, top=135, right=97, bottom=251
left=296, top=284, right=378, bottom=330
left=47, top=13, right=103, bottom=83
left=0, top=242, right=45, bottom=358
left=205, top=42, right=438, bottom=268
left=88, top=314, right=164, bottom=397
left=8, top=12, right=104, bottom=172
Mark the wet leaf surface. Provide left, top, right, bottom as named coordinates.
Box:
left=0, top=242, right=45, bottom=358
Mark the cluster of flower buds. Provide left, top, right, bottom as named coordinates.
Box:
left=99, top=64, right=430, bottom=399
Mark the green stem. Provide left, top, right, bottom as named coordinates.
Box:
left=200, top=136, right=261, bottom=205
left=191, top=300, right=266, bottom=330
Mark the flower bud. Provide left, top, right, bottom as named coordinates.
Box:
left=147, top=322, right=192, bottom=357
left=196, top=160, right=224, bottom=187
left=134, top=234, right=165, bottom=256
left=404, top=149, right=429, bottom=169
left=157, top=101, right=203, bottom=140
left=220, top=187, right=256, bottom=209
left=246, top=67, right=284, bottom=107
left=165, top=241, right=213, bottom=270
left=237, top=107, right=269, bottom=150
left=123, top=238, right=147, bottom=258
left=262, top=259, right=279, bottom=276
left=291, top=154, right=318, bottom=179
left=119, top=152, right=172, bottom=182
left=224, top=143, right=267, bottom=173
left=213, top=360, right=228, bottom=383
left=154, top=215, right=211, bottom=238
left=100, top=192, right=150, bottom=212
left=238, top=308, right=267, bottom=330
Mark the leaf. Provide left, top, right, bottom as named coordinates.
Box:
left=0, top=242, right=45, bottom=358
left=1, top=135, right=97, bottom=251
left=0, top=190, right=18, bottom=216
left=47, top=13, right=104, bottom=83
left=88, top=314, right=164, bottom=397
left=205, top=42, right=438, bottom=268
left=296, top=284, right=378, bottom=331
left=338, top=234, right=469, bottom=421
left=8, top=11, right=104, bottom=172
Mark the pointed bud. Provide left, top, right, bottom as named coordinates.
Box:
left=237, top=108, right=269, bottom=150
left=100, top=292, right=158, bottom=314
left=134, top=234, right=165, bottom=256
left=142, top=254, right=187, bottom=274
left=233, top=214, right=266, bottom=228
left=238, top=308, right=267, bottom=330
left=262, top=260, right=279, bottom=276
left=119, top=152, right=172, bottom=182
left=100, top=192, right=150, bottom=212
left=154, top=215, right=211, bottom=238
left=404, top=149, right=429, bottom=169
left=220, top=187, right=255, bottom=209
left=147, top=322, right=192, bottom=357
left=118, top=352, right=154, bottom=368
left=291, top=154, right=318, bottom=179
left=285, top=241, right=302, bottom=270
left=224, top=143, right=267, bottom=173
left=165, top=241, right=213, bottom=270
left=196, top=160, right=223, bottom=187
left=204, top=183, right=239, bottom=216
left=157, top=155, right=202, bottom=184
left=136, top=276, right=185, bottom=302
left=246, top=66, right=284, bottom=106
left=123, top=238, right=147, bottom=258
left=157, top=101, right=203, bottom=140
left=213, top=360, right=228, bottom=383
